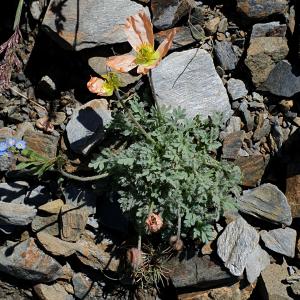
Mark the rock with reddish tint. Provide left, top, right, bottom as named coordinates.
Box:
left=23, top=130, right=59, bottom=159
left=166, top=254, right=234, bottom=289
left=245, top=244, right=270, bottom=284
left=151, top=0, right=195, bottom=30
left=151, top=49, right=232, bottom=122
left=260, top=228, right=297, bottom=258
left=238, top=183, right=292, bottom=225
left=72, top=273, right=93, bottom=299
left=217, top=217, right=259, bottom=276
left=42, top=0, right=150, bottom=50
left=38, top=199, right=64, bottom=214
left=222, top=131, right=245, bottom=160
left=260, top=262, right=293, bottom=300
left=234, top=155, right=268, bottom=187
left=155, top=27, right=196, bottom=50
left=0, top=238, right=63, bottom=281
left=236, top=0, right=289, bottom=19
left=37, top=232, right=77, bottom=257
left=0, top=202, right=36, bottom=226
left=286, top=162, right=300, bottom=218
left=34, top=283, right=73, bottom=300
left=66, top=99, right=112, bottom=155
left=75, top=239, right=120, bottom=272
left=60, top=204, right=89, bottom=242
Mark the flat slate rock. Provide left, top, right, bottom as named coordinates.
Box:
left=151, top=48, right=232, bottom=122
left=251, top=22, right=287, bottom=38
left=217, top=217, right=259, bottom=276
left=261, top=60, right=300, bottom=97
left=0, top=238, right=63, bottom=282
left=166, top=254, right=235, bottom=290
left=66, top=100, right=112, bottom=155
left=214, top=41, right=238, bottom=71
left=260, top=227, right=297, bottom=258
left=245, top=244, right=270, bottom=284
left=238, top=183, right=292, bottom=225
left=42, top=0, right=150, bottom=50
left=226, top=78, right=248, bottom=100
left=236, top=0, right=289, bottom=19
left=34, top=283, right=73, bottom=300
left=0, top=202, right=36, bottom=226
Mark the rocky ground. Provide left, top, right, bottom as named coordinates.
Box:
left=0, top=0, right=300, bottom=299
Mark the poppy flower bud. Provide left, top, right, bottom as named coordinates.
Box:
left=87, top=77, right=105, bottom=95
left=169, top=235, right=184, bottom=251
left=145, top=213, right=163, bottom=233
left=127, top=247, right=143, bottom=269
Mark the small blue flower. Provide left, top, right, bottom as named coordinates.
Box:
left=6, top=138, right=16, bottom=147
left=15, top=140, right=26, bottom=150
left=0, top=141, right=8, bottom=152
left=0, top=150, right=9, bottom=157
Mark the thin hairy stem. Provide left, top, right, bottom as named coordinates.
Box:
left=149, top=70, right=162, bottom=119
left=177, top=210, right=181, bottom=240
left=59, top=168, right=109, bottom=181
left=115, top=89, right=156, bottom=145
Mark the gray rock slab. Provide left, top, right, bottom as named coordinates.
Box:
left=214, top=41, right=238, bottom=71
left=66, top=99, right=112, bottom=155
left=32, top=214, right=60, bottom=236
left=245, top=244, right=270, bottom=283
left=0, top=202, right=36, bottom=226
left=238, top=183, right=292, bottom=226
left=222, top=130, right=245, bottom=160
left=261, top=227, right=297, bottom=258
left=34, top=283, right=73, bottom=300
left=217, top=217, right=259, bottom=276
left=42, top=0, right=150, bottom=50
left=0, top=238, right=63, bottom=282
left=151, top=48, right=232, bottom=122
left=166, top=254, right=235, bottom=289
left=261, top=60, right=300, bottom=97
left=253, top=118, right=271, bottom=142
left=251, top=22, right=287, bottom=38
left=227, top=78, right=248, bottom=100
left=237, top=0, right=289, bottom=19
left=72, top=273, right=93, bottom=299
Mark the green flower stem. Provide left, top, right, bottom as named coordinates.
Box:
left=138, top=233, right=142, bottom=252
left=58, top=168, right=109, bottom=182
left=177, top=210, right=181, bottom=240
left=149, top=70, right=162, bottom=121
left=13, top=0, right=24, bottom=30
left=114, top=89, right=156, bottom=145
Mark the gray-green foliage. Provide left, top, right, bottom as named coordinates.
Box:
left=90, top=97, right=241, bottom=242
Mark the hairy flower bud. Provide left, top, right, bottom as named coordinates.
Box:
left=145, top=213, right=163, bottom=233
left=127, top=247, right=143, bottom=269
left=169, top=235, right=184, bottom=251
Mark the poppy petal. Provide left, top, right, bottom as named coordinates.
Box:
left=125, top=11, right=154, bottom=51
left=106, top=54, right=137, bottom=73
left=156, top=28, right=176, bottom=58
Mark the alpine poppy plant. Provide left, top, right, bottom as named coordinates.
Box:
left=106, top=11, right=176, bottom=75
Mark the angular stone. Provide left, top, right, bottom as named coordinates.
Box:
left=155, top=27, right=196, bottom=50
left=23, top=130, right=59, bottom=159
left=75, top=239, right=119, bottom=272
left=151, top=0, right=195, bottom=30
left=260, top=262, right=293, bottom=300
left=245, top=244, right=270, bottom=284
left=33, top=283, right=72, bottom=300
left=32, top=214, right=60, bottom=236
left=261, top=228, right=297, bottom=258
left=222, top=131, right=244, bottom=160
left=0, top=238, right=63, bottom=282
left=214, top=41, right=238, bottom=71
left=217, top=217, right=259, bottom=276
left=42, top=0, right=150, bottom=50
left=38, top=199, right=64, bottom=214
left=245, top=37, right=288, bottom=88
left=234, top=155, right=268, bottom=187
left=66, top=99, right=112, bottom=155
left=286, top=162, right=300, bottom=218
left=72, top=273, right=93, bottom=299
left=151, top=48, right=232, bottom=121
left=236, top=0, right=289, bottom=19
left=251, top=22, right=287, bottom=38
left=261, top=60, right=300, bottom=97
left=37, top=232, right=77, bottom=257
left=205, top=17, right=220, bottom=35
left=253, top=118, right=271, bottom=142
left=167, top=254, right=234, bottom=289
left=220, top=116, right=242, bottom=140
left=60, top=204, right=89, bottom=242
left=291, top=281, right=300, bottom=297
left=238, top=183, right=292, bottom=225
left=239, top=100, right=254, bottom=131
left=227, top=78, right=248, bottom=100
left=0, top=202, right=36, bottom=226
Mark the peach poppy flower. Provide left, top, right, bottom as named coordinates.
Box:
left=107, top=12, right=176, bottom=75
left=87, top=73, right=121, bottom=97
left=145, top=213, right=163, bottom=233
